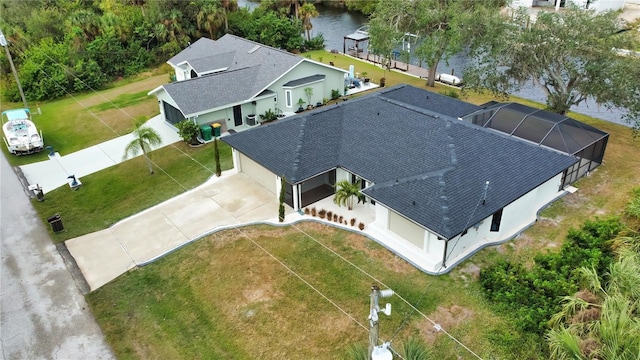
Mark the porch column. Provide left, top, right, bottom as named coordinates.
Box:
left=293, top=184, right=300, bottom=210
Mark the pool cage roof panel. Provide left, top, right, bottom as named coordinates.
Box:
left=478, top=103, right=609, bottom=156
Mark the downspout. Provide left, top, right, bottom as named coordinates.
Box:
left=442, top=238, right=448, bottom=268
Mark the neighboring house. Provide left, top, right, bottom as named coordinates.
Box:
left=221, top=85, right=608, bottom=274
left=511, top=0, right=627, bottom=12
left=149, top=34, right=348, bottom=134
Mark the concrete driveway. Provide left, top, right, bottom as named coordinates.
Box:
left=19, top=114, right=181, bottom=194
left=66, top=171, right=293, bottom=291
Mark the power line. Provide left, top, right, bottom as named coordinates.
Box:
left=3, top=23, right=216, bottom=181
left=3, top=22, right=482, bottom=358
left=287, top=221, right=483, bottom=359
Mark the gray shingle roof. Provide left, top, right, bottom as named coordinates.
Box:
left=283, top=74, right=326, bottom=87
left=188, top=52, right=235, bottom=74
left=162, top=34, right=304, bottom=115
left=163, top=66, right=261, bottom=116
left=222, top=85, right=578, bottom=239
left=167, top=38, right=217, bottom=66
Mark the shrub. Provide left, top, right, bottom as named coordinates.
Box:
left=176, top=120, right=200, bottom=144
left=350, top=218, right=356, bottom=226
left=326, top=211, right=333, bottom=220
left=318, top=209, right=326, bottom=219
left=331, top=89, right=341, bottom=100
left=440, top=89, right=460, bottom=99
left=304, top=207, right=310, bottom=215
left=303, top=33, right=325, bottom=51
left=333, top=214, right=338, bottom=222
left=311, top=207, right=316, bottom=216
left=480, top=217, right=622, bottom=334
left=339, top=215, right=343, bottom=223
left=260, top=109, right=278, bottom=123
left=358, top=222, right=365, bottom=230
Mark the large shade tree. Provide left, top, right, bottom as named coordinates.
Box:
left=368, top=0, right=503, bottom=87
left=464, top=6, right=640, bottom=129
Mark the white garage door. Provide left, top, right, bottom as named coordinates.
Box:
left=239, top=153, right=277, bottom=194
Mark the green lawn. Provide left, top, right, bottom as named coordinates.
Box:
left=87, top=223, right=544, bottom=360
left=0, top=71, right=169, bottom=167
left=34, top=140, right=233, bottom=242
left=10, top=52, right=640, bottom=359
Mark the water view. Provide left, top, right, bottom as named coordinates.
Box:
left=237, top=1, right=628, bottom=126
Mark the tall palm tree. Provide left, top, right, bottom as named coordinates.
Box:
left=546, top=254, right=640, bottom=360
left=298, top=3, right=319, bottom=42
left=196, top=2, right=223, bottom=39
left=333, top=180, right=365, bottom=210
left=220, top=0, right=237, bottom=33
left=122, top=124, right=162, bottom=174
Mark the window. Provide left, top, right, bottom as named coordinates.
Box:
left=285, top=90, right=292, bottom=108
left=490, top=208, right=503, bottom=232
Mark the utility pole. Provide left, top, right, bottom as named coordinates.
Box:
left=368, top=285, right=394, bottom=360
left=0, top=28, right=28, bottom=108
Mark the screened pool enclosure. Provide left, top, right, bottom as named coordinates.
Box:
left=468, top=102, right=609, bottom=188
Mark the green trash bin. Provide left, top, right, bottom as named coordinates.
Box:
left=200, top=125, right=212, bottom=141
left=212, top=124, right=221, bottom=137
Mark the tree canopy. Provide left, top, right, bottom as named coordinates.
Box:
left=368, top=0, right=504, bottom=87
left=0, top=0, right=310, bottom=103
left=463, top=6, right=640, bottom=129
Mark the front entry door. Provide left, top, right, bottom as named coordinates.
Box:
left=233, top=105, right=243, bottom=126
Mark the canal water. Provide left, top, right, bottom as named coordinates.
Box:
left=237, top=1, right=629, bottom=126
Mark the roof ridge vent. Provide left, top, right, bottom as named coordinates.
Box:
left=248, top=45, right=261, bottom=54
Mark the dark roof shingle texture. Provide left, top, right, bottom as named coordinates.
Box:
left=222, top=85, right=578, bottom=239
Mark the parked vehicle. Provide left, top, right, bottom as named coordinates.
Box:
left=2, top=108, right=44, bottom=155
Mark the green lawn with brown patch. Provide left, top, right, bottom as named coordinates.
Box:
left=87, top=223, right=544, bottom=359
left=13, top=53, right=640, bottom=358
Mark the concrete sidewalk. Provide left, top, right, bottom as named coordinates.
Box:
left=20, top=115, right=181, bottom=194
left=65, top=171, right=299, bottom=290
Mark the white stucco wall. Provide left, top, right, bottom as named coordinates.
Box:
left=370, top=172, right=566, bottom=272
left=445, top=172, right=565, bottom=262
left=171, top=64, right=188, bottom=82
left=272, top=61, right=346, bottom=112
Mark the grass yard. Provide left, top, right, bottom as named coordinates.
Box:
left=87, top=223, right=544, bottom=360
left=33, top=140, right=233, bottom=242
left=0, top=71, right=169, bottom=167
left=10, top=51, right=640, bottom=358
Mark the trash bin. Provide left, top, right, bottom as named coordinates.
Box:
left=212, top=123, right=221, bottom=137
left=200, top=125, right=212, bottom=141
left=47, top=214, right=64, bottom=233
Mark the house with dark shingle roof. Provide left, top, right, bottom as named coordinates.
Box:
left=149, top=35, right=348, bottom=134
left=222, top=84, right=587, bottom=274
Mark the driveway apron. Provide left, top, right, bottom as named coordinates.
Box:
left=65, top=172, right=284, bottom=291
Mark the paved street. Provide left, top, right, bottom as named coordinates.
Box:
left=0, top=153, right=114, bottom=359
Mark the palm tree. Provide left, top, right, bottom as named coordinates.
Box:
left=546, top=254, right=640, bottom=360
left=196, top=2, right=223, bottom=39
left=220, top=0, right=237, bottom=33
left=333, top=180, right=365, bottom=210
left=122, top=124, right=162, bottom=174
left=298, top=3, right=319, bottom=42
